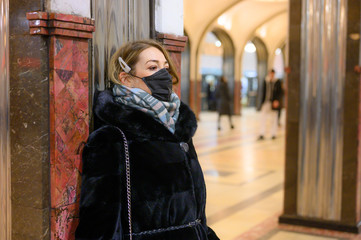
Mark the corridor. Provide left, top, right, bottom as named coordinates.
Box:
left=195, top=110, right=361, bottom=240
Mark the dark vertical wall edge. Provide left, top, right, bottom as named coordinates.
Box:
left=9, top=0, right=50, bottom=239
left=0, top=0, right=11, bottom=238
left=341, top=0, right=361, bottom=224
left=149, top=0, right=156, bottom=39
left=282, top=0, right=302, bottom=216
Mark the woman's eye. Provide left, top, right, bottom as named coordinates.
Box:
left=149, top=66, right=157, bottom=71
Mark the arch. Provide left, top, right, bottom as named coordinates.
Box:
left=188, top=1, right=288, bottom=115
left=241, top=10, right=288, bottom=71
left=251, top=36, right=269, bottom=110
left=245, top=10, right=288, bottom=48
left=212, top=27, right=235, bottom=59
left=212, top=27, right=235, bottom=104
left=194, top=0, right=245, bottom=55
left=196, top=28, right=236, bottom=114
left=191, top=0, right=245, bottom=115
left=194, top=5, right=287, bottom=68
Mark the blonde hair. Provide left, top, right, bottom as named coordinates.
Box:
left=108, top=39, right=179, bottom=85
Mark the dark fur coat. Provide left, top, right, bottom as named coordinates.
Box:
left=75, top=90, right=220, bottom=240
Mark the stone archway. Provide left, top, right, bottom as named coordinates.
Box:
left=195, top=27, right=236, bottom=115
left=251, top=36, right=269, bottom=110
left=212, top=28, right=236, bottom=113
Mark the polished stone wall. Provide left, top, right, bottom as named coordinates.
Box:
left=282, top=0, right=301, bottom=217
left=25, top=11, right=94, bottom=240
left=297, top=0, right=346, bottom=221
left=49, top=35, right=90, bottom=240
left=280, top=0, right=361, bottom=233
left=341, top=0, right=361, bottom=225
left=9, top=1, right=50, bottom=239
left=9, top=2, right=186, bottom=240
left=0, top=0, right=11, bottom=239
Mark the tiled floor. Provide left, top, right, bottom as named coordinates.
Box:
left=194, top=109, right=361, bottom=240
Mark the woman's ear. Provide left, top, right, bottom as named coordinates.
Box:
left=118, top=72, right=133, bottom=87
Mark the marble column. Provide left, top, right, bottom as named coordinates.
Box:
left=0, top=0, right=10, bottom=239
left=157, top=33, right=188, bottom=98
left=189, top=79, right=197, bottom=114
left=280, top=0, right=361, bottom=233
left=26, top=11, right=95, bottom=240
left=10, top=1, right=50, bottom=239
left=234, top=81, right=241, bottom=115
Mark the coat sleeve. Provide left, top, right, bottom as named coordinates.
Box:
left=75, top=126, right=124, bottom=240
left=207, top=227, right=220, bottom=240
left=188, top=139, right=220, bottom=240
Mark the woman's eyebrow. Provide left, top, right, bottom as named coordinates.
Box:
left=145, top=60, right=168, bottom=64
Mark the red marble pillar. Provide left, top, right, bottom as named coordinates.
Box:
left=157, top=33, right=188, bottom=98
left=26, top=12, right=94, bottom=240
left=234, top=80, right=241, bottom=115
left=189, top=80, right=197, bottom=114
left=196, top=81, right=202, bottom=118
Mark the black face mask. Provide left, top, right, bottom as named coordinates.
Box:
left=136, top=68, right=173, bottom=101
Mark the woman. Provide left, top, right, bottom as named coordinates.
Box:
left=75, top=40, right=219, bottom=240
left=215, top=76, right=234, bottom=131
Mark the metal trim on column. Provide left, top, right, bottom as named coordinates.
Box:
left=298, top=0, right=346, bottom=221
left=0, top=0, right=11, bottom=239
left=281, top=0, right=361, bottom=233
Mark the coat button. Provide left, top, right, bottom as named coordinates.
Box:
left=180, top=142, right=189, bottom=152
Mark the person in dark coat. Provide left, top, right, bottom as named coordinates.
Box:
left=206, top=82, right=216, bottom=111
left=75, top=39, right=219, bottom=240
left=215, top=76, right=234, bottom=130
left=257, top=69, right=282, bottom=140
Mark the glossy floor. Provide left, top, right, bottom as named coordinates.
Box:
left=194, top=109, right=361, bottom=240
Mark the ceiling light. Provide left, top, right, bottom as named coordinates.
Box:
left=245, top=42, right=256, bottom=53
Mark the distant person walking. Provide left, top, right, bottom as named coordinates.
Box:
left=207, top=81, right=216, bottom=111
left=258, top=69, right=282, bottom=140
left=216, top=76, right=234, bottom=130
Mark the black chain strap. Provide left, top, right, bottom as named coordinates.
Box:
left=116, top=127, right=201, bottom=239
left=125, top=219, right=201, bottom=237
left=116, top=127, right=132, bottom=240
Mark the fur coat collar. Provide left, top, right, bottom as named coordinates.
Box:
left=93, top=90, right=197, bottom=142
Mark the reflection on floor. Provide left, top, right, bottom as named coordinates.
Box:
left=194, top=109, right=361, bottom=240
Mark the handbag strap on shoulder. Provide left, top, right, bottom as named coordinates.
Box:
left=115, top=127, right=132, bottom=240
